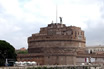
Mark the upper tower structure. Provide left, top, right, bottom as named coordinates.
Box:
left=28, top=22, right=86, bottom=53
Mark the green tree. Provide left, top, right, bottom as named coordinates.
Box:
left=0, top=40, right=17, bottom=66
left=17, top=50, right=28, bottom=54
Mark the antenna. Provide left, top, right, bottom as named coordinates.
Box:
left=56, top=5, right=58, bottom=23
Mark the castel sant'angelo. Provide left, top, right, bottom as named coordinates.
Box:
left=17, top=17, right=104, bottom=65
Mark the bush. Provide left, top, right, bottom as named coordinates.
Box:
left=43, top=67, right=47, bottom=69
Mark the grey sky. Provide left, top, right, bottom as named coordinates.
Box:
left=0, top=0, right=104, bottom=49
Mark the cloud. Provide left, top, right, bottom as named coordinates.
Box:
left=85, top=21, right=104, bottom=46
left=83, top=0, right=104, bottom=46
left=0, top=0, right=104, bottom=49
left=0, top=0, right=23, bottom=19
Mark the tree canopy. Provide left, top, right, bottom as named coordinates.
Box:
left=17, top=50, right=28, bottom=54
left=0, top=40, right=17, bottom=66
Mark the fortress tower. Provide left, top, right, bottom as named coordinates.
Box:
left=17, top=19, right=104, bottom=65
left=27, top=21, right=86, bottom=65
left=28, top=23, right=86, bottom=53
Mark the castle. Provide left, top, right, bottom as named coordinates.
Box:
left=17, top=19, right=104, bottom=65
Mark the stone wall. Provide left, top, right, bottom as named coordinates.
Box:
left=28, top=41, right=85, bottom=53
left=44, top=56, right=76, bottom=65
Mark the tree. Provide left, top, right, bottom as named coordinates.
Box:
left=0, top=40, right=17, bottom=66
left=17, top=50, right=28, bottom=54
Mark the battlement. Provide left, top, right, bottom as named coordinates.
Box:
left=48, top=23, right=66, bottom=28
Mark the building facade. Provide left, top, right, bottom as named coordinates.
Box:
left=17, top=22, right=104, bottom=65
left=28, top=23, right=86, bottom=53
left=18, top=22, right=86, bottom=65
left=86, top=46, right=104, bottom=54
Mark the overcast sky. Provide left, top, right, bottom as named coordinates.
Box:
left=0, top=0, right=104, bottom=49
